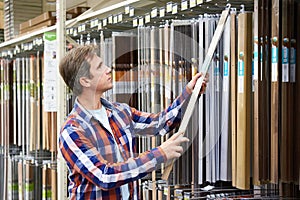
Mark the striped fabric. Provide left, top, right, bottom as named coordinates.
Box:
left=59, top=87, right=191, bottom=200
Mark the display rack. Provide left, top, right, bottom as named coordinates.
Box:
left=1, top=0, right=299, bottom=199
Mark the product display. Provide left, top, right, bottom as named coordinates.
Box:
left=0, top=0, right=300, bottom=199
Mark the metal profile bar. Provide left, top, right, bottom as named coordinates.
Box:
left=161, top=4, right=231, bottom=181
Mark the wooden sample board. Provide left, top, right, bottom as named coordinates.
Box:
left=295, top=1, right=300, bottom=188
left=235, top=11, right=252, bottom=190
left=280, top=0, right=294, bottom=186
left=270, top=0, right=280, bottom=184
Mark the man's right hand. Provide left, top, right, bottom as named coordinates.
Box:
left=159, top=132, right=189, bottom=161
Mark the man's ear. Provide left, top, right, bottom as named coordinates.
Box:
left=79, top=77, right=91, bottom=88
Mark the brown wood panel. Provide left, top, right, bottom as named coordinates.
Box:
left=50, top=112, right=57, bottom=153
left=236, top=11, right=252, bottom=190
left=51, top=168, right=57, bottom=200
left=294, top=2, right=300, bottom=187
left=270, top=0, right=280, bottom=184
left=286, top=0, right=295, bottom=185
left=262, top=0, right=271, bottom=183
left=280, top=0, right=293, bottom=184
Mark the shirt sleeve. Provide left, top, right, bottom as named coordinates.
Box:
left=59, top=123, right=167, bottom=191
left=131, top=86, right=192, bottom=136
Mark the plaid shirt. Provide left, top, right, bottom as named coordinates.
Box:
left=59, top=87, right=191, bottom=200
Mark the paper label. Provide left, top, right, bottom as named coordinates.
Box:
left=145, top=14, right=150, bottom=23
left=151, top=8, right=157, bottom=18
left=166, top=2, right=172, bottom=13
left=190, top=0, right=196, bottom=8
left=172, top=4, right=178, bottom=14
left=253, top=38, right=258, bottom=80
left=223, top=60, right=229, bottom=92
left=271, top=43, right=278, bottom=82
left=181, top=0, right=188, bottom=10
left=282, top=45, right=289, bottom=82
left=238, top=57, right=245, bottom=93
left=164, top=186, right=168, bottom=196
left=260, top=37, right=263, bottom=81
left=197, top=0, right=203, bottom=5
left=160, top=7, right=165, bottom=17
left=129, top=7, right=134, bottom=17
left=43, top=32, right=58, bottom=112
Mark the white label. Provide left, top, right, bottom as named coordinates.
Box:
left=113, top=15, right=118, bottom=24
left=160, top=7, right=165, bottom=17
left=238, top=59, right=244, bottom=93
left=166, top=2, right=172, bottom=13
left=151, top=8, right=158, bottom=18
left=282, top=46, right=289, bottom=82
left=125, top=6, right=130, bottom=14
left=271, top=44, right=278, bottom=82
left=197, top=0, right=203, bottom=4
left=129, top=7, right=134, bottom=17
left=133, top=18, right=138, bottom=27
left=172, top=4, right=178, bottom=14
left=164, top=187, right=168, bottom=196
left=253, top=41, right=258, bottom=80
left=118, top=14, right=123, bottom=22
left=145, top=14, right=150, bottom=23
left=181, top=0, right=188, bottom=11
left=223, top=60, right=229, bottom=92
left=190, top=0, right=196, bottom=8
left=43, top=32, right=58, bottom=112
left=139, top=17, right=144, bottom=26
left=108, top=15, right=113, bottom=24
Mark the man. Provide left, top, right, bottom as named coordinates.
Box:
left=58, top=45, right=208, bottom=199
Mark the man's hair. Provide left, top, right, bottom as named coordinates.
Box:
left=59, top=45, right=97, bottom=96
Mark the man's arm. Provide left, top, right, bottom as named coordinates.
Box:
left=131, top=72, right=208, bottom=136
left=59, top=124, right=188, bottom=190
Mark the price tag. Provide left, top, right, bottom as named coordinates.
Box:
left=151, top=7, right=158, bottom=18
left=98, top=22, right=102, bottom=30
left=108, top=15, right=113, bottom=24
left=160, top=7, right=165, bottom=17
left=118, top=14, right=123, bottom=22
left=190, top=0, right=196, bottom=8
left=113, top=15, right=118, bottom=24
left=166, top=2, right=172, bottom=13
left=181, top=0, right=188, bottom=11
left=129, top=7, right=135, bottom=17
left=139, top=17, right=144, bottom=26
left=103, top=18, right=107, bottom=27
left=172, top=4, right=178, bottom=14
left=125, top=5, right=130, bottom=14
left=197, top=0, right=203, bottom=4
left=133, top=18, right=138, bottom=27
left=145, top=13, right=151, bottom=23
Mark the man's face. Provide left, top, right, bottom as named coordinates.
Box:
left=87, top=54, right=113, bottom=94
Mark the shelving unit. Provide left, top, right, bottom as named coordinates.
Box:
left=0, top=0, right=299, bottom=199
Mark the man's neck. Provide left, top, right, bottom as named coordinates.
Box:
left=77, top=92, right=103, bottom=110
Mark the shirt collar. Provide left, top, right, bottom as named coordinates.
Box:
left=73, top=97, right=114, bottom=122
